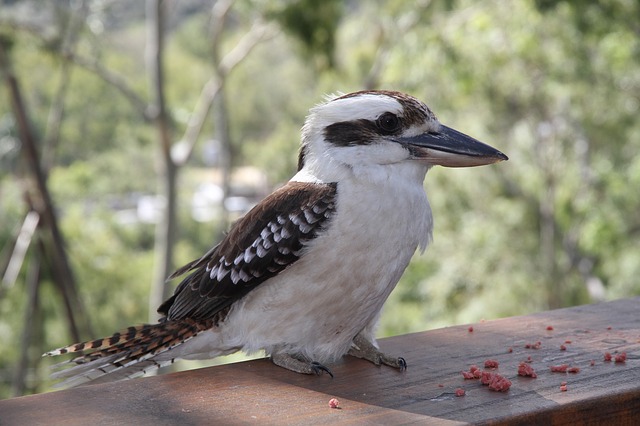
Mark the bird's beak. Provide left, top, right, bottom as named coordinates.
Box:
left=395, top=125, right=508, bottom=167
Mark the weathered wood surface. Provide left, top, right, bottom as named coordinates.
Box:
left=1, top=298, right=639, bottom=425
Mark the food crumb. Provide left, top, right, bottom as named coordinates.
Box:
left=604, top=352, right=612, bottom=362
left=550, top=364, right=569, bottom=373
left=525, top=341, right=542, bottom=349
left=507, top=347, right=513, bottom=353
left=564, top=340, right=572, bottom=344
left=455, top=388, right=466, bottom=397
left=485, top=372, right=512, bottom=392
left=438, top=383, right=444, bottom=388
left=518, top=362, right=537, bottom=378
left=462, top=365, right=511, bottom=392
left=471, top=365, right=481, bottom=378
left=461, top=370, right=475, bottom=380
left=615, top=352, right=627, bottom=363
left=462, top=365, right=482, bottom=380
left=567, top=366, right=580, bottom=373
left=560, top=384, right=568, bottom=392
left=560, top=344, right=567, bottom=351
left=484, top=359, right=499, bottom=369
left=546, top=325, right=554, bottom=331
left=328, top=398, right=340, bottom=409
left=468, top=326, right=474, bottom=332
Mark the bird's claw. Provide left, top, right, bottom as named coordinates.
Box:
left=375, top=354, right=407, bottom=370
left=271, top=353, right=334, bottom=377
left=348, top=333, right=407, bottom=371
left=397, top=357, right=407, bottom=371
left=310, top=361, right=334, bottom=378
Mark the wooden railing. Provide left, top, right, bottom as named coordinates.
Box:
left=1, top=297, right=639, bottom=425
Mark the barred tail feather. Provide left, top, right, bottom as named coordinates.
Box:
left=44, top=319, right=212, bottom=388
left=50, top=356, right=177, bottom=388
left=44, top=324, right=159, bottom=357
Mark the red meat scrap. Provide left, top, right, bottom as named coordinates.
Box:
left=484, top=359, right=499, bottom=369
left=615, top=352, right=627, bottom=363
left=328, top=398, right=340, bottom=409
left=517, top=362, right=537, bottom=378
left=550, top=364, right=580, bottom=373
left=484, top=372, right=512, bottom=392
left=455, top=388, right=466, bottom=397
left=471, top=365, right=481, bottom=378
left=462, top=364, right=511, bottom=392
left=461, top=370, right=475, bottom=380
left=461, top=364, right=482, bottom=380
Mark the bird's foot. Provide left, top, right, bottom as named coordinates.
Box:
left=271, top=353, right=333, bottom=377
left=348, top=333, right=407, bottom=371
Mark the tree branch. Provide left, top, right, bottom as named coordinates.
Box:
left=0, top=18, right=150, bottom=121
left=42, top=0, right=90, bottom=172
left=173, top=20, right=278, bottom=166
left=219, top=21, right=279, bottom=76
left=1, top=211, right=39, bottom=293
left=66, top=52, right=151, bottom=121
left=210, top=0, right=235, bottom=54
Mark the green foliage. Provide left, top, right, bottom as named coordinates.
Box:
left=267, top=0, right=342, bottom=70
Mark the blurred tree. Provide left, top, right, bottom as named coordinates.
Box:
left=0, top=29, right=92, bottom=396
left=0, top=0, right=282, bottom=394
left=147, top=0, right=278, bottom=320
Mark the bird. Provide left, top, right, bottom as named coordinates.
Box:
left=44, top=90, right=507, bottom=387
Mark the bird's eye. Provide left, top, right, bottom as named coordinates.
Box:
left=376, top=113, right=401, bottom=134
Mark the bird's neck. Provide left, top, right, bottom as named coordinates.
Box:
left=292, top=156, right=430, bottom=187
left=292, top=159, right=433, bottom=253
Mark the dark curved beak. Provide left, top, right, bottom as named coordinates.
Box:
left=395, top=125, right=508, bottom=167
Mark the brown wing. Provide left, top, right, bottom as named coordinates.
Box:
left=158, top=181, right=338, bottom=321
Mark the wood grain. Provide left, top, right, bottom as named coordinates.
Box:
left=1, top=298, right=639, bottom=425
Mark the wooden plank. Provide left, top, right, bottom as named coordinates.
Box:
left=1, top=298, right=639, bottom=425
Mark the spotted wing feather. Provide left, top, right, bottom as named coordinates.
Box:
left=159, top=181, right=338, bottom=321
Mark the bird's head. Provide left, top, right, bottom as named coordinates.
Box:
left=297, top=90, right=507, bottom=182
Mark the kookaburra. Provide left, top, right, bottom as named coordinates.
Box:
left=45, top=90, right=507, bottom=387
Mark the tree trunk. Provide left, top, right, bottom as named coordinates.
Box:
left=11, top=245, right=41, bottom=396
left=146, top=0, right=176, bottom=321
left=212, top=85, right=232, bottom=233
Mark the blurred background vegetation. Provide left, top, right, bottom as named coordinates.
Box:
left=0, top=0, right=638, bottom=397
